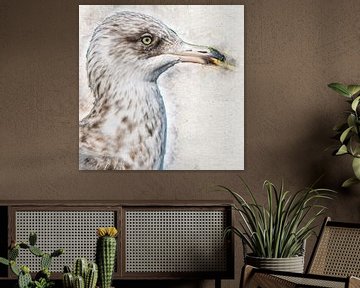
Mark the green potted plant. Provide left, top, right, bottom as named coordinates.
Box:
left=328, top=83, right=360, bottom=187
left=0, top=232, right=64, bottom=288
left=220, top=178, right=334, bottom=273
left=96, top=227, right=118, bottom=288
left=62, top=258, right=98, bottom=288
left=62, top=227, right=118, bottom=288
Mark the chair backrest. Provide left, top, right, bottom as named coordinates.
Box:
left=307, top=217, right=360, bottom=277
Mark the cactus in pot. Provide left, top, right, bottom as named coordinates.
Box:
left=73, top=275, right=85, bottom=288
left=0, top=232, right=63, bottom=288
left=74, top=258, right=88, bottom=280
left=63, top=266, right=74, bottom=288
left=96, top=227, right=118, bottom=288
left=19, top=266, right=32, bottom=288
left=62, top=259, right=98, bottom=288
left=85, top=262, right=98, bottom=288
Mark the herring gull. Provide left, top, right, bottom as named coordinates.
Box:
left=79, top=11, right=228, bottom=170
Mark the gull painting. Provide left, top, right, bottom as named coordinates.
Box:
left=79, top=5, right=244, bottom=170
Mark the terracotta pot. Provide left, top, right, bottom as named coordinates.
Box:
left=245, top=254, right=304, bottom=273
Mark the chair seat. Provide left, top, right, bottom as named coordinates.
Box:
left=242, top=266, right=360, bottom=288
left=277, top=274, right=346, bottom=288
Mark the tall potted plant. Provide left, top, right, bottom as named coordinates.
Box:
left=328, top=83, right=360, bottom=187
left=220, top=179, right=334, bottom=273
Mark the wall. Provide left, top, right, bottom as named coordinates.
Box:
left=1, top=0, right=359, bottom=287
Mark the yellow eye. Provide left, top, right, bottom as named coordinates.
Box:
left=141, top=36, right=153, bottom=45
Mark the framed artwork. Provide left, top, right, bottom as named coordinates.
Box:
left=79, top=5, right=244, bottom=170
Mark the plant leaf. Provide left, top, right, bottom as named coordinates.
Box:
left=349, top=135, right=360, bottom=157
left=328, top=83, right=351, bottom=97
left=348, top=85, right=360, bottom=97
left=336, top=145, right=348, bottom=155
left=29, top=232, right=37, bottom=246
left=0, top=257, right=9, bottom=266
left=340, top=126, right=353, bottom=143
left=347, top=114, right=356, bottom=129
left=342, top=177, right=360, bottom=188
left=10, top=261, right=20, bottom=276
left=352, top=157, right=360, bottom=179
left=238, top=176, right=259, bottom=206
left=351, top=96, right=360, bottom=111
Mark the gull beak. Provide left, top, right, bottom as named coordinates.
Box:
left=172, top=42, right=233, bottom=69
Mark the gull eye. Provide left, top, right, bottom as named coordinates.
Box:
left=141, top=35, right=153, bottom=45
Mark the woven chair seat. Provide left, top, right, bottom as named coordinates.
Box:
left=277, top=274, right=347, bottom=288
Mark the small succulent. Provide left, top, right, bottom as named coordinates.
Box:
left=0, top=232, right=64, bottom=288
left=32, top=278, right=54, bottom=288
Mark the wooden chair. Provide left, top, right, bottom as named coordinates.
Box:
left=241, top=217, right=360, bottom=288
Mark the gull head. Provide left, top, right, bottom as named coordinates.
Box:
left=86, top=11, right=227, bottom=90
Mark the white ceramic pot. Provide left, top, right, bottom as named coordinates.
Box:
left=245, top=254, right=305, bottom=273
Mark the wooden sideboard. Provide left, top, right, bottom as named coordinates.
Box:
left=0, top=201, right=234, bottom=288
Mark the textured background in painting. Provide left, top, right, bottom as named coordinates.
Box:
left=79, top=5, right=245, bottom=170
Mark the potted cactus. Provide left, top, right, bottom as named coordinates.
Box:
left=62, top=258, right=98, bottom=288
left=96, top=227, right=118, bottom=288
left=0, top=232, right=64, bottom=288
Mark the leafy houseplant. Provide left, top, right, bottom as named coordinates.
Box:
left=220, top=179, right=334, bottom=272
left=328, top=83, right=360, bottom=187
left=0, top=232, right=64, bottom=288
